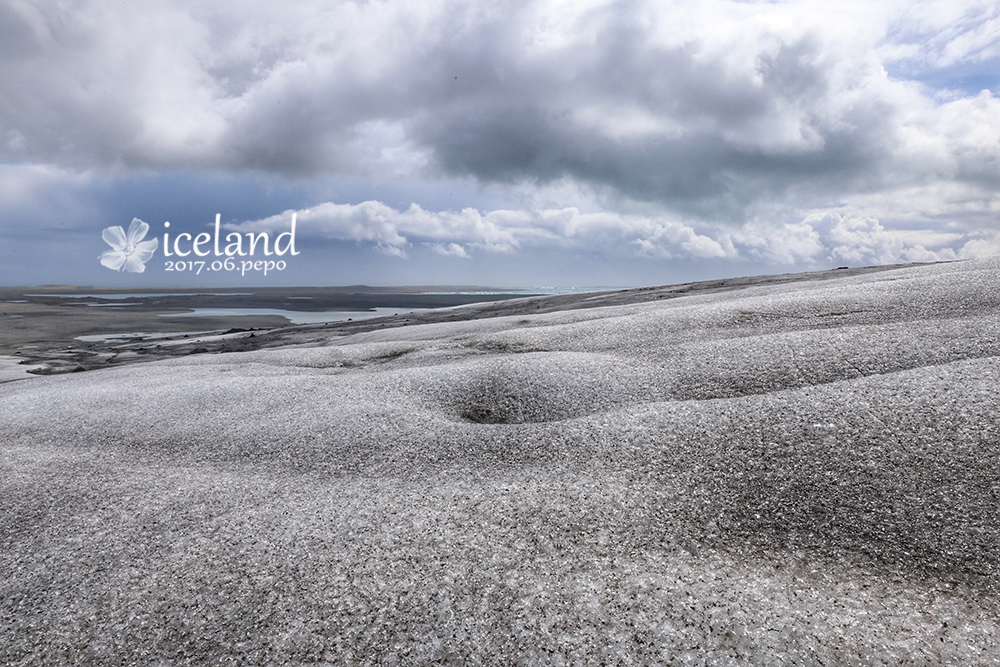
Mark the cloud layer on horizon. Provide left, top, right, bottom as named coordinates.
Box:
left=232, top=200, right=1000, bottom=267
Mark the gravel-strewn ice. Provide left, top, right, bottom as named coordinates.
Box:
left=2, top=259, right=999, bottom=665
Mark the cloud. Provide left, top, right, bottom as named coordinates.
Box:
left=0, top=0, right=997, bottom=226
left=427, top=242, right=471, bottom=258
left=880, top=0, right=1000, bottom=69
left=229, top=199, right=997, bottom=267
left=230, top=200, right=745, bottom=261
left=820, top=213, right=958, bottom=264
left=733, top=221, right=824, bottom=265
left=958, top=232, right=1000, bottom=259
left=228, top=200, right=522, bottom=258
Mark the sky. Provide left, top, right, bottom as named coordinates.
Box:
left=1, top=0, right=998, bottom=287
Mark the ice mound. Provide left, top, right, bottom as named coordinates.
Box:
left=2, top=258, right=1000, bottom=664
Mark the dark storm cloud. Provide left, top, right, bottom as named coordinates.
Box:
left=0, top=2, right=991, bottom=203
left=214, top=4, right=903, bottom=217
left=407, top=24, right=883, bottom=216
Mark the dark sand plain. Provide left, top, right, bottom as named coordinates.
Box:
left=0, top=285, right=532, bottom=356
left=1, top=260, right=999, bottom=665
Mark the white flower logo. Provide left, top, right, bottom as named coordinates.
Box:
left=99, top=218, right=159, bottom=272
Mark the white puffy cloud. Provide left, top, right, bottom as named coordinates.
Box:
left=733, top=221, right=824, bottom=265
left=427, top=242, right=471, bottom=258
left=822, top=213, right=953, bottom=264
left=229, top=199, right=996, bottom=266
left=230, top=202, right=722, bottom=259
left=231, top=200, right=745, bottom=260
left=229, top=200, right=523, bottom=258
left=958, top=233, right=1000, bottom=259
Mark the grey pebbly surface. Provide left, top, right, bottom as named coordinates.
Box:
left=10, top=263, right=908, bottom=375
left=2, top=259, right=1000, bottom=665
